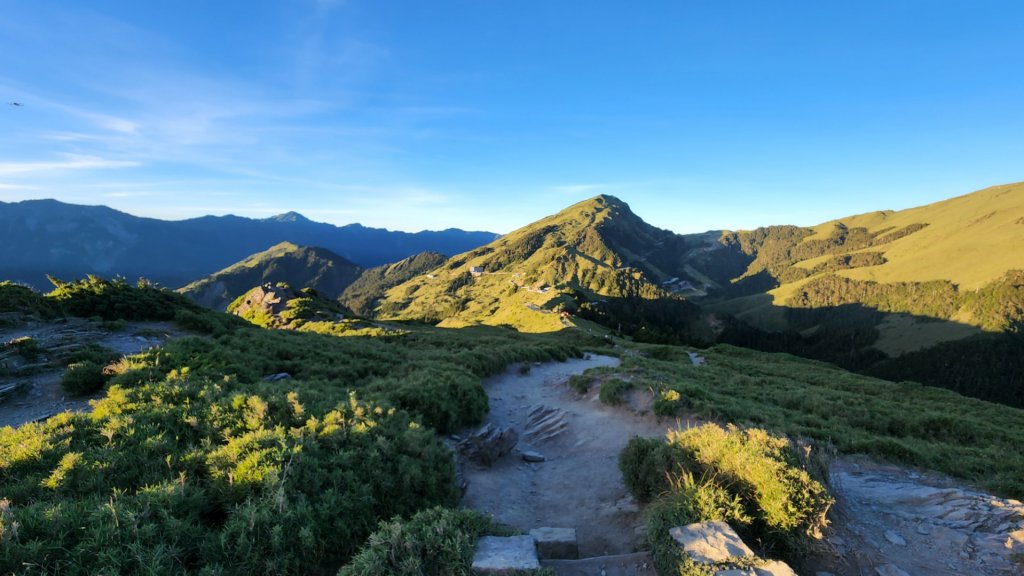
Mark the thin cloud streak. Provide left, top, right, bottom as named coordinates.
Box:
left=0, top=156, right=140, bottom=176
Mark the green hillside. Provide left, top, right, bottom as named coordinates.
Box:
left=702, top=182, right=1024, bottom=338
left=340, top=251, right=448, bottom=317
left=693, top=183, right=1024, bottom=407
left=178, top=242, right=363, bottom=310
left=373, top=195, right=709, bottom=341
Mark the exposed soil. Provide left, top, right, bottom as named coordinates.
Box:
left=0, top=319, right=190, bottom=428
left=457, top=354, right=698, bottom=559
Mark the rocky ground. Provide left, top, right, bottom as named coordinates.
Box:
left=806, top=457, right=1024, bottom=576
left=0, top=319, right=189, bottom=428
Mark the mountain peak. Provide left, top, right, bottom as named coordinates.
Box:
left=266, top=211, right=310, bottom=223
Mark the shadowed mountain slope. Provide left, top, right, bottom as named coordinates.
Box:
left=178, top=242, right=362, bottom=310
left=340, top=251, right=448, bottom=317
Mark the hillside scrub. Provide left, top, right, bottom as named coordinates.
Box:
left=0, top=275, right=243, bottom=335
left=621, top=424, right=831, bottom=572
left=612, top=343, right=1024, bottom=498
left=0, top=278, right=583, bottom=574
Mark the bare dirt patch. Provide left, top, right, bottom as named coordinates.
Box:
left=457, top=354, right=697, bottom=558
left=0, top=319, right=190, bottom=428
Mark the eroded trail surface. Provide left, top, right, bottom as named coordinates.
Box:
left=0, top=319, right=188, bottom=428
left=458, top=354, right=693, bottom=559
left=809, top=457, right=1024, bottom=576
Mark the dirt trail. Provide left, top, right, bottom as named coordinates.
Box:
left=458, top=354, right=696, bottom=558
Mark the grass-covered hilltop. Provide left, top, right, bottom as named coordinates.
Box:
left=370, top=195, right=710, bottom=341
left=1, top=182, right=1024, bottom=574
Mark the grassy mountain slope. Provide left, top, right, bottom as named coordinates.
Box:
left=799, top=182, right=1024, bottom=290
left=178, top=242, right=362, bottom=310
left=706, top=183, right=1024, bottom=337
left=697, top=183, right=1024, bottom=408
left=373, top=195, right=708, bottom=339
left=340, top=251, right=448, bottom=317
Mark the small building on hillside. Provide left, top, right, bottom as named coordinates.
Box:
left=470, top=266, right=485, bottom=277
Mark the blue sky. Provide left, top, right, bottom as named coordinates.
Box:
left=2, top=1, right=1023, bottom=233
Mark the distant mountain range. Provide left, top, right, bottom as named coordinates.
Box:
left=0, top=199, right=497, bottom=289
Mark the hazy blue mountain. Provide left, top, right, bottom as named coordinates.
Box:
left=0, top=199, right=498, bottom=289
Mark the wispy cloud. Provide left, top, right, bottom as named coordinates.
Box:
left=0, top=183, right=42, bottom=191
left=0, top=156, right=139, bottom=176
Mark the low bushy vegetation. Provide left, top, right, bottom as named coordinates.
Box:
left=0, top=275, right=241, bottom=335
left=0, top=276, right=582, bottom=574
left=620, top=424, right=831, bottom=572
left=339, top=507, right=552, bottom=576
left=598, top=378, right=631, bottom=405
left=60, top=361, right=108, bottom=395
left=611, top=343, right=1024, bottom=497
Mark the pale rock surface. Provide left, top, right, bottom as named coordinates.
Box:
left=530, top=527, right=578, bottom=560
left=471, top=535, right=539, bottom=572
left=669, top=521, right=754, bottom=564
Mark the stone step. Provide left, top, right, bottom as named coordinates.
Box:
left=541, top=551, right=656, bottom=576
left=472, top=535, right=540, bottom=573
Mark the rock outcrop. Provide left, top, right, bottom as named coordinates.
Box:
left=458, top=423, right=519, bottom=467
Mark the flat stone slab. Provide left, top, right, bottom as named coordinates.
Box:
left=670, top=521, right=754, bottom=564
left=472, top=535, right=539, bottom=573
left=529, top=527, right=578, bottom=559
left=542, top=551, right=656, bottom=576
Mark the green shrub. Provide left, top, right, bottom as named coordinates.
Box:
left=619, top=436, right=675, bottom=502
left=668, top=424, right=832, bottom=550
left=0, top=318, right=581, bottom=574
left=339, top=507, right=503, bottom=576
left=66, top=343, right=119, bottom=367
left=5, top=336, right=42, bottom=361
left=61, top=361, right=107, bottom=395
left=645, top=472, right=751, bottom=576
left=621, top=424, right=832, bottom=564
left=0, top=281, right=51, bottom=316
left=568, top=374, right=592, bottom=394
left=653, top=389, right=683, bottom=416
left=599, top=378, right=631, bottom=405
left=339, top=507, right=556, bottom=576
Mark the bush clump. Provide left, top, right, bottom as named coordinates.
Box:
left=340, top=507, right=523, bottom=576
left=620, top=423, right=832, bottom=568
left=599, top=378, right=631, bottom=405
left=653, top=389, right=683, bottom=416
left=61, top=361, right=108, bottom=395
